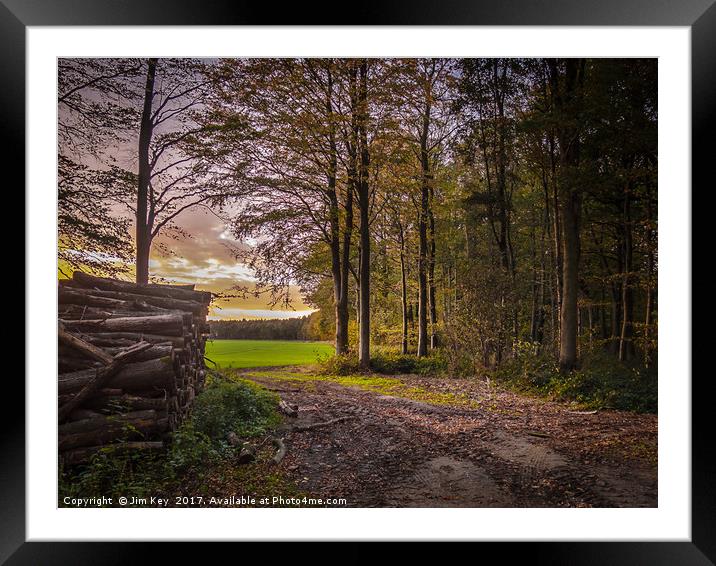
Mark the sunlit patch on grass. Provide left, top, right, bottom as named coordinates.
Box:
left=242, top=369, right=479, bottom=409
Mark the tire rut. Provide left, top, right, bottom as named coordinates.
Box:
left=243, top=371, right=656, bottom=508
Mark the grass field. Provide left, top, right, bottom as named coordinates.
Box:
left=205, top=339, right=334, bottom=369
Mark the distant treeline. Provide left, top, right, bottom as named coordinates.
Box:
left=209, top=312, right=330, bottom=341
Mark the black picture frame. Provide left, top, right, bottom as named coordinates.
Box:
left=6, top=1, right=709, bottom=563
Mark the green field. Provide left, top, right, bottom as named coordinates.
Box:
left=205, top=339, right=334, bottom=369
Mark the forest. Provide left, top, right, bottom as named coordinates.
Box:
left=58, top=57, right=659, bottom=510
left=60, top=57, right=656, bottom=389
left=209, top=315, right=320, bottom=341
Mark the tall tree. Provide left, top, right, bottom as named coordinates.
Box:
left=133, top=58, right=226, bottom=285
left=547, top=58, right=586, bottom=371
left=207, top=58, right=361, bottom=354
left=356, top=60, right=372, bottom=367
left=393, top=58, right=454, bottom=356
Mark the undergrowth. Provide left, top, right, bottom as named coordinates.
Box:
left=59, top=372, right=285, bottom=506
left=493, top=347, right=657, bottom=413
left=317, top=350, right=447, bottom=376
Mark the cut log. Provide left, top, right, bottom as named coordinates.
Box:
left=58, top=341, right=154, bottom=422
left=59, top=359, right=103, bottom=372
left=104, top=343, right=173, bottom=362
left=58, top=410, right=167, bottom=451
left=59, top=357, right=175, bottom=395
left=58, top=327, right=114, bottom=365
left=58, top=388, right=123, bottom=405
left=70, top=271, right=211, bottom=304
left=59, top=409, right=161, bottom=435
left=59, top=287, right=167, bottom=312
left=59, top=306, right=186, bottom=321
left=60, top=314, right=185, bottom=336
left=58, top=305, right=115, bottom=320
left=80, top=337, right=137, bottom=348
left=58, top=275, right=210, bottom=454
left=84, top=394, right=170, bottom=412
left=60, top=286, right=208, bottom=315
left=82, top=332, right=186, bottom=348
left=66, top=409, right=104, bottom=422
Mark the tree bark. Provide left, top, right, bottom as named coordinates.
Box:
left=417, top=73, right=432, bottom=358
left=560, top=188, right=581, bottom=371
left=59, top=410, right=168, bottom=451
left=58, top=341, right=153, bottom=422
left=60, top=286, right=207, bottom=315
left=58, top=326, right=114, bottom=365
left=71, top=271, right=211, bottom=304
left=398, top=219, right=409, bottom=355
left=59, top=357, right=175, bottom=395
left=644, top=186, right=656, bottom=367
left=550, top=58, right=585, bottom=372
left=81, top=332, right=186, bottom=348
left=619, top=182, right=635, bottom=362
left=357, top=61, right=371, bottom=368
left=60, top=314, right=185, bottom=336
left=428, top=184, right=439, bottom=349
left=136, top=58, right=158, bottom=286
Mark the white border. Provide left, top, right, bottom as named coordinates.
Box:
left=27, top=26, right=691, bottom=541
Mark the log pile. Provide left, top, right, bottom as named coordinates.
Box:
left=58, top=272, right=212, bottom=465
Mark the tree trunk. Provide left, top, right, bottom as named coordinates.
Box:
left=428, top=185, right=438, bottom=349
left=549, top=133, right=563, bottom=350
left=398, top=220, right=409, bottom=355
left=559, top=188, right=581, bottom=371
left=644, top=186, right=656, bottom=367
left=357, top=61, right=371, bottom=368
left=551, top=58, right=585, bottom=372
left=619, top=183, right=635, bottom=361
left=417, top=77, right=432, bottom=358
left=136, top=58, right=158, bottom=286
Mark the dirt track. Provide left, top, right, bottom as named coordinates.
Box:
left=242, top=368, right=657, bottom=508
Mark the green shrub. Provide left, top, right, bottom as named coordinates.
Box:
left=493, top=348, right=657, bottom=413
left=59, top=374, right=282, bottom=505
left=59, top=442, right=169, bottom=504
left=317, top=353, right=362, bottom=375
left=370, top=351, right=447, bottom=375
left=317, top=350, right=447, bottom=376
left=191, top=378, right=281, bottom=441
left=167, top=422, right=218, bottom=473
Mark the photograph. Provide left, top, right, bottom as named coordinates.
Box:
left=56, top=56, right=660, bottom=510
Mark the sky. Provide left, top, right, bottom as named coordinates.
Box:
left=148, top=207, right=314, bottom=320
left=58, top=59, right=314, bottom=321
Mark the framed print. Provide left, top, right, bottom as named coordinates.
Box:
left=6, top=0, right=710, bottom=562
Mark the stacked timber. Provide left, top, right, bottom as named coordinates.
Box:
left=57, top=271, right=212, bottom=465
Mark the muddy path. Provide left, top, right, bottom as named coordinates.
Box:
left=240, top=368, right=657, bottom=508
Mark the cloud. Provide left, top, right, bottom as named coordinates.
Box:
left=147, top=206, right=312, bottom=319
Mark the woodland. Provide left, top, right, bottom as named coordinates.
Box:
left=60, top=57, right=657, bottom=383
left=58, top=58, right=658, bottom=508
